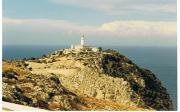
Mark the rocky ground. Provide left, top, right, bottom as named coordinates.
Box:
left=2, top=49, right=173, bottom=110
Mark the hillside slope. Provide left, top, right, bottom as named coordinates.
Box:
left=2, top=49, right=173, bottom=110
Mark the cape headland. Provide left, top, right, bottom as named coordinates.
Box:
left=2, top=36, right=173, bottom=110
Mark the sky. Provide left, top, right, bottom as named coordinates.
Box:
left=3, top=0, right=177, bottom=46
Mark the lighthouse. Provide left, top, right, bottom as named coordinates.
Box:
left=63, top=34, right=99, bottom=54
left=81, top=34, right=85, bottom=46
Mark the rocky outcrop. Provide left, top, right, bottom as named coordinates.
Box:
left=2, top=62, right=79, bottom=110
left=2, top=48, right=173, bottom=110
left=99, top=51, right=173, bottom=110
left=2, top=61, right=149, bottom=111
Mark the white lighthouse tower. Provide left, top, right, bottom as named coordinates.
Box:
left=81, top=34, right=85, bottom=46
left=63, top=34, right=99, bottom=54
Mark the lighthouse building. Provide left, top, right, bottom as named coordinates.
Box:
left=63, top=35, right=99, bottom=54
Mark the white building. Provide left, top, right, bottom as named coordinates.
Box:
left=74, top=35, right=86, bottom=50
left=63, top=35, right=99, bottom=54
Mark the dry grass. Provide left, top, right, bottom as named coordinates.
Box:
left=2, top=61, right=29, bottom=75
left=74, top=97, right=153, bottom=111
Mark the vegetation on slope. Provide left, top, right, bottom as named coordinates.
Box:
left=2, top=61, right=151, bottom=111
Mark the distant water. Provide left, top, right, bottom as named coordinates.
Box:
left=2, top=45, right=177, bottom=110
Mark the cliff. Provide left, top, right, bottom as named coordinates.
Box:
left=2, top=48, right=173, bottom=110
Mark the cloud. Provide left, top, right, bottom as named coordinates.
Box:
left=3, top=17, right=97, bottom=33
left=50, top=0, right=176, bottom=15
left=127, top=3, right=176, bottom=14
left=3, top=17, right=176, bottom=38
left=98, top=21, right=176, bottom=37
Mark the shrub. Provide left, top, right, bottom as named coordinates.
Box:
left=30, top=57, right=36, bottom=60
left=23, top=63, right=29, bottom=67
left=29, top=67, right=32, bottom=71
left=42, top=54, right=47, bottom=58
left=22, top=58, right=27, bottom=61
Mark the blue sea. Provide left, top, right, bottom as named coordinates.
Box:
left=2, top=45, right=177, bottom=110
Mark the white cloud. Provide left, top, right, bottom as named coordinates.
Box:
left=50, top=0, right=176, bottom=15
left=3, top=17, right=176, bottom=38
left=98, top=21, right=176, bottom=37
left=128, top=3, right=176, bottom=13
left=3, top=17, right=97, bottom=33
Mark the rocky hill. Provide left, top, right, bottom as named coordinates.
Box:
left=2, top=48, right=173, bottom=110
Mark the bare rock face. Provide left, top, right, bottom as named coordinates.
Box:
left=2, top=49, right=173, bottom=110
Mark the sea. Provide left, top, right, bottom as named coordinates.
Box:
left=2, top=45, right=177, bottom=110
